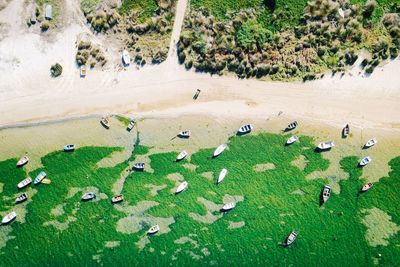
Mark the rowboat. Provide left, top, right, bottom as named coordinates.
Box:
left=82, top=192, right=96, bottom=201
left=238, top=124, right=253, bottom=134
left=133, top=163, right=145, bottom=170
left=111, top=194, right=124, bottom=204
left=176, top=181, right=188, bottom=194
left=286, top=121, right=298, bottom=131
left=34, top=171, right=46, bottom=185
left=178, top=131, right=190, bottom=138
left=322, top=185, right=331, bottom=203
left=359, top=156, right=371, bottom=166
left=80, top=65, right=86, bottom=77
left=18, top=177, right=32, bottom=189
left=222, top=202, right=236, bottom=211
left=147, top=225, right=159, bottom=235
left=127, top=120, right=136, bottom=131
left=286, top=135, right=298, bottom=145
left=342, top=124, right=349, bottom=137
left=217, top=168, right=227, bottom=184
left=101, top=117, right=110, bottom=129
left=361, top=182, right=373, bottom=192
left=122, top=50, right=130, bottom=65
left=286, top=232, right=298, bottom=246
left=41, top=179, right=51, bottom=184
left=176, top=150, right=188, bottom=161
left=15, top=193, right=28, bottom=203
left=64, top=144, right=75, bottom=151
left=365, top=138, right=377, bottom=148
left=213, top=144, right=226, bottom=157
left=17, top=156, right=29, bottom=167
left=317, top=141, right=334, bottom=150
left=2, top=212, right=17, bottom=224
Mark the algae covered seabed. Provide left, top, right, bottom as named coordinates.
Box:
left=1, top=115, right=400, bottom=266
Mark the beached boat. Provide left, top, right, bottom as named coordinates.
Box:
left=365, top=138, right=377, bottom=148
left=82, top=192, right=96, bottom=201
left=286, top=232, right=298, bottom=246
left=127, top=120, right=136, bottom=131
left=317, top=141, right=334, bottom=150
left=147, top=225, right=159, bottom=235
left=64, top=144, right=75, bottom=151
left=176, top=181, right=188, bottom=194
left=342, top=124, right=350, bottom=137
left=80, top=65, right=86, bottom=77
left=17, top=156, right=29, bottom=167
left=101, top=117, right=110, bottom=129
left=322, top=185, right=331, bottom=203
left=217, top=168, right=227, bottom=184
left=111, top=194, right=124, bottom=204
left=286, top=135, right=298, bottom=145
left=2, top=211, right=17, bottom=224
left=213, top=144, right=226, bottom=157
left=238, top=124, right=253, bottom=134
left=176, top=150, right=188, bottom=161
left=133, top=163, right=145, bottom=170
left=222, top=202, right=236, bottom=211
left=359, top=156, right=371, bottom=166
left=15, top=193, right=28, bottom=204
left=286, top=121, right=298, bottom=131
left=178, top=131, right=191, bottom=138
left=41, top=179, right=51, bottom=184
left=361, top=182, right=373, bottom=192
left=34, top=171, right=46, bottom=185
left=18, top=177, right=32, bottom=189
left=122, top=50, right=130, bottom=65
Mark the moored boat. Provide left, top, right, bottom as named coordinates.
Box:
left=361, top=182, right=373, bottom=192
left=101, top=117, right=110, bottom=129
left=286, top=135, right=298, bottom=145
left=217, top=168, right=227, bottom=184
left=18, top=177, right=32, bottom=189
left=64, top=144, right=75, bottom=151
left=286, top=121, right=298, bottom=131
left=122, top=50, right=130, bottom=65
left=359, top=156, right=371, bottom=166
left=317, top=141, right=334, bottom=150
left=133, top=163, right=145, bottom=170
left=286, top=231, right=298, bottom=246
left=322, top=185, right=331, bottom=203
left=176, top=181, right=188, bottom=194
left=147, top=225, right=159, bottom=235
left=2, top=211, right=17, bottom=224
left=80, top=65, right=86, bottom=77
left=111, top=194, right=124, bottom=204
left=222, top=202, right=236, bottom=211
left=176, top=150, right=188, bottom=161
left=238, top=124, right=253, bottom=134
left=342, top=124, right=350, bottom=137
left=34, top=171, right=46, bottom=185
left=82, top=192, right=96, bottom=201
left=41, top=179, right=51, bottom=184
left=213, top=144, right=226, bottom=157
left=365, top=138, right=377, bottom=148
left=178, top=131, right=191, bottom=138
left=15, top=193, right=28, bottom=204
left=17, top=156, right=29, bottom=167
left=127, top=120, right=136, bottom=131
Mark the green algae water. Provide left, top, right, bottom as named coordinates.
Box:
left=1, top=116, right=400, bottom=266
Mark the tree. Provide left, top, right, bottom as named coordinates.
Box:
left=50, top=63, right=63, bottom=77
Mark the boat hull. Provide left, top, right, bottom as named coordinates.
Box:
left=175, top=181, right=188, bottom=194
left=218, top=169, right=227, bottom=184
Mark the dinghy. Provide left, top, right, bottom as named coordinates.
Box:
left=238, top=124, right=253, bottom=134
left=176, top=150, right=188, bottom=161
left=286, top=121, right=298, bottom=131
left=286, top=135, right=298, bottom=145
left=359, top=156, right=371, bottom=166
left=361, top=182, right=373, bottom=192
left=322, top=185, right=331, bottom=203
left=133, top=163, right=145, bottom=170
left=15, top=193, right=28, bottom=203
left=34, top=171, right=46, bottom=185
left=127, top=120, right=136, bottom=131
left=18, top=177, right=32, bottom=189
left=286, top=232, right=298, bottom=246
left=342, top=124, right=349, bottom=137
left=122, top=50, right=130, bottom=65
left=365, top=138, right=377, bottom=148
left=178, top=131, right=191, bottom=138
left=213, top=144, right=226, bottom=157
left=17, top=156, right=29, bottom=167
left=64, top=144, right=75, bottom=151
left=80, top=65, right=86, bottom=77
left=41, top=179, right=51, bottom=184
left=111, top=194, right=124, bottom=204
left=82, top=192, right=96, bottom=201
left=147, top=225, right=159, bottom=235
left=222, top=202, right=236, bottom=211
left=176, top=181, right=188, bottom=194
left=101, top=117, right=110, bottom=129
left=317, top=141, right=334, bottom=150
left=217, top=168, right=227, bottom=184
left=2, top=212, right=16, bottom=224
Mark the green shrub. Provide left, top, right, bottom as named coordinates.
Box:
left=236, top=20, right=273, bottom=49
left=78, top=41, right=92, bottom=50
left=50, top=63, right=63, bottom=77
left=40, top=22, right=49, bottom=31
left=362, top=0, right=376, bottom=19
left=365, top=66, right=374, bottom=73
left=390, top=47, right=398, bottom=58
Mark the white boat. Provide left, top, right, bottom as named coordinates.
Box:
left=322, top=185, right=331, bottom=203
left=127, top=120, right=136, bottom=131
left=286, top=231, right=298, bottom=246
left=111, top=194, right=123, bottom=204
left=101, top=117, right=110, bottom=128
left=178, top=131, right=191, bottom=138
left=217, top=168, right=227, bottom=184
left=147, top=225, right=159, bottom=235
left=365, top=138, right=377, bottom=148
left=18, top=177, right=32, bottom=189
left=238, top=124, right=253, bottom=134
left=213, top=144, right=226, bottom=157
left=286, top=135, right=298, bottom=145
left=317, top=141, right=334, bottom=150
left=361, top=182, right=373, bottom=192
left=286, top=121, right=298, bottom=131
left=15, top=193, right=28, bottom=203
left=122, top=50, right=130, bottom=65
left=2, top=211, right=17, bottom=224
left=338, top=8, right=345, bottom=19
left=176, top=150, right=188, bottom=161
left=82, top=192, right=96, bottom=201
left=175, top=181, right=188, bottom=194
left=222, top=202, right=236, bottom=211
left=359, top=156, right=371, bottom=166
left=17, top=156, right=29, bottom=167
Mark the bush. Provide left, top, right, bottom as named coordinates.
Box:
left=50, top=63, right=63, bottom=77
left=41, top=22, right=49, bottom=31
left=390, top=47, right=398, bottom=58
left=236, top=20, right=273, bottom=49
left=152, top=48, right=168, bottom=63
left=365, top=66, right=374, bottom=73
left=362, top=0, right=376, bottom=19
left=78, top=41, right=92, bottom=50
left=178, top=51, right=186, bottom=63
left=185, top=60, right=193, bottom=69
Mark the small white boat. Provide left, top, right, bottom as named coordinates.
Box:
left=80, top=65, right=86, bottom=77
left=175, top=181, right=188, bottom=194
left=286, top=231, right=298, bottom=246
left=359, top=156, right=371, bottom=166
left=342, top=124, right=349, bottom=137
left=361, top=182, right=373, bottom=192
left=176, top=150, right=188, bottom=161
left=238, top=124, right=253, bottom=134
left=213, top=144, right=226, bottom=157
left=222, top=202, right=236, bottom=211
left=286, top=121, right=298, bottom=131
left=15, top=193, right=28, bottom=203
left=178, top=131, right=191, bottom=138
left=34, top=171, right=46, bottom=185
left=217, top=168, right=227, bottom=184
left=122, top=50, right=130, bottom=65
left=82, top=192, right=96, bottom=201
left=147, top=225, right=159, bottom=235
left=17, top=156, right=29, bottom=167
left=2, top=211, right=17, bottom=224
left=317, top=141, right=334, bottom=150
left=322, top=185, right=331, bottom=203
left=286, top=135, right=298, bottom=145
left=111, top=194, right=123, bottom=204
left=365, top=138, right=377, bottom=148
left=338, top=8, right=345, bottom=19
left=18, top=177, right=32, bottom=189
left=64, top=144, right=75, bottom=151
left=127, top=120, right=136, bottom=131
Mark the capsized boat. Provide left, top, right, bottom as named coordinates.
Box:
left=286, top=231, right=298, bottom=246
left=286, top=121, right=298, bottom=131
left=133, top=163, right=145, bottom=170
left=176, top=150, right=188, bottom=161
left=213, top=144, right=226, bottom=157
left=18, top=177, right=32, bottom=189
left=365, top=138, right=377, bottom=148
left=101, top=117, right=110, bottom=128
left=17, top=156, right=29, bottom=167
left=342, top=124, right=349, bottom=137
left=2, top=211, right=17, bottom=224
left=127, top=120, right=136, bottom=131
left=317, top=141, right=334, bottom=150
left=147, top=225, right=159, bottom=235
left=178, top=130, right=191, bottom=138
left=286, top=135, right=298, bottom=145
left=111, top=194, right=124, bottom=204
left=64, top=144, right=75, bottom=151
left=122, top=49, right=130, bottom=65
left=238, top=124, right=253, bottom=134
left=222, top=202, right=236, bottom=211
left=361, top=182, right=373, bottom=192
left=34, top=171, right=46, bottom=185
left=15, top=193, right=28, bottom=204
left=322, top=185, right=331, bottom=203
left=82, top=192, right=96, bottom=201
left=359, top=156, right=371, bottom=166
left=217, top=168, right=227, bottom=184
left=176, top=181, right=188, bottom=194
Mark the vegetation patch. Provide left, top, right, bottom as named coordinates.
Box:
left=75, top=39, right=106, bottom=68
left=50, top=63, right=62, bottom=77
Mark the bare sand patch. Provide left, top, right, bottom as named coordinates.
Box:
left=0, top=182, right=3, bottom=193
left=0, top=187, right=38, bottom=224
left=189, top=197, right=222, bottom=224
left=0, top=226, right=15, bottom=250
left=144, top=184, right=167, bottom=196
left=132, top=154, right=154, bottom=173
left=201, top=172, right=214, bottom=180
left=201, top=248, right=211, bottom=256
left=291, top=155, right=309, bottom=171
left=105, top=241, right=121, bottom=248
left=292, top=189, right=306, bottom=195
left=111, top=166, right=131, bottom=195
left=183, top=163, right=198, bottom=171
left=51, top=204, right=66, bottom=216
left=167, top=173, right=185, bottom=193
left=43, top=216, right=77, bottom=231
left=228, top=221, right=245, bottom=229
left=174, top=236, right=199, bottom=248
left=253, top=163, right=275, bottom=172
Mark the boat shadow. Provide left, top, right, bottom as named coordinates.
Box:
left=100, top=122, right=109, bottom=129
left=314, top=147, right=332, bottom=153
left=236, top=131, right=250, bottom=136
left=319, top=190, right=325, bottom=207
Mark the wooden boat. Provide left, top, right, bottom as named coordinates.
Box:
left=2, top=211, right=17, bottom=224
left=127, top=120, right=136, bottom=131
left=286, top=135, right=298, bottom=145
left=359, top=156, right=371, bottom=166
left=64, top=144, right=75, bottom=151
left=80, top=65, right=86, bottom=77
left=101, top=117, right=110, bottom=129
left=122, top=50, right=130, bottom=65
left=34, top=171, right=46, bottom=185
left=217, top=168, right=227, bottom=184
left=178, top=131, right=191, bottom=138
left=41, top=179, right=51, bottom=184
left=176, top=181, right=188, bottom=194
left=238, top=124, right=253, bottom=134
left=176, top=150, right=188, bottom=161
left=342, top=124, right=350, bottom=137
left=286, top=121, right=298, bottom=131
left=317, top=141, right=334, bottom=150
left=213, top=144, right=226, bottom=157
left=111, top=194, right=124, bottom=204
left=82, top=192, right=96, bottom=201
left=286, top=232, right=298, bottom=246
left=18, top=177, right=32, bottom=189
left=322, top=185, right=331, bottom=203
left=147, top=225, right=159, bottom=235
left=17, top=156, right=29, bottom=167
left=361, top=182, right=373, bottom=192
left=15, top=193, right=28, bottom=203
left=365, top=138, right=377, bottom=148
left=222, top=202, right=236, bottom=211
left=133, top=163, right=145, bottom=170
